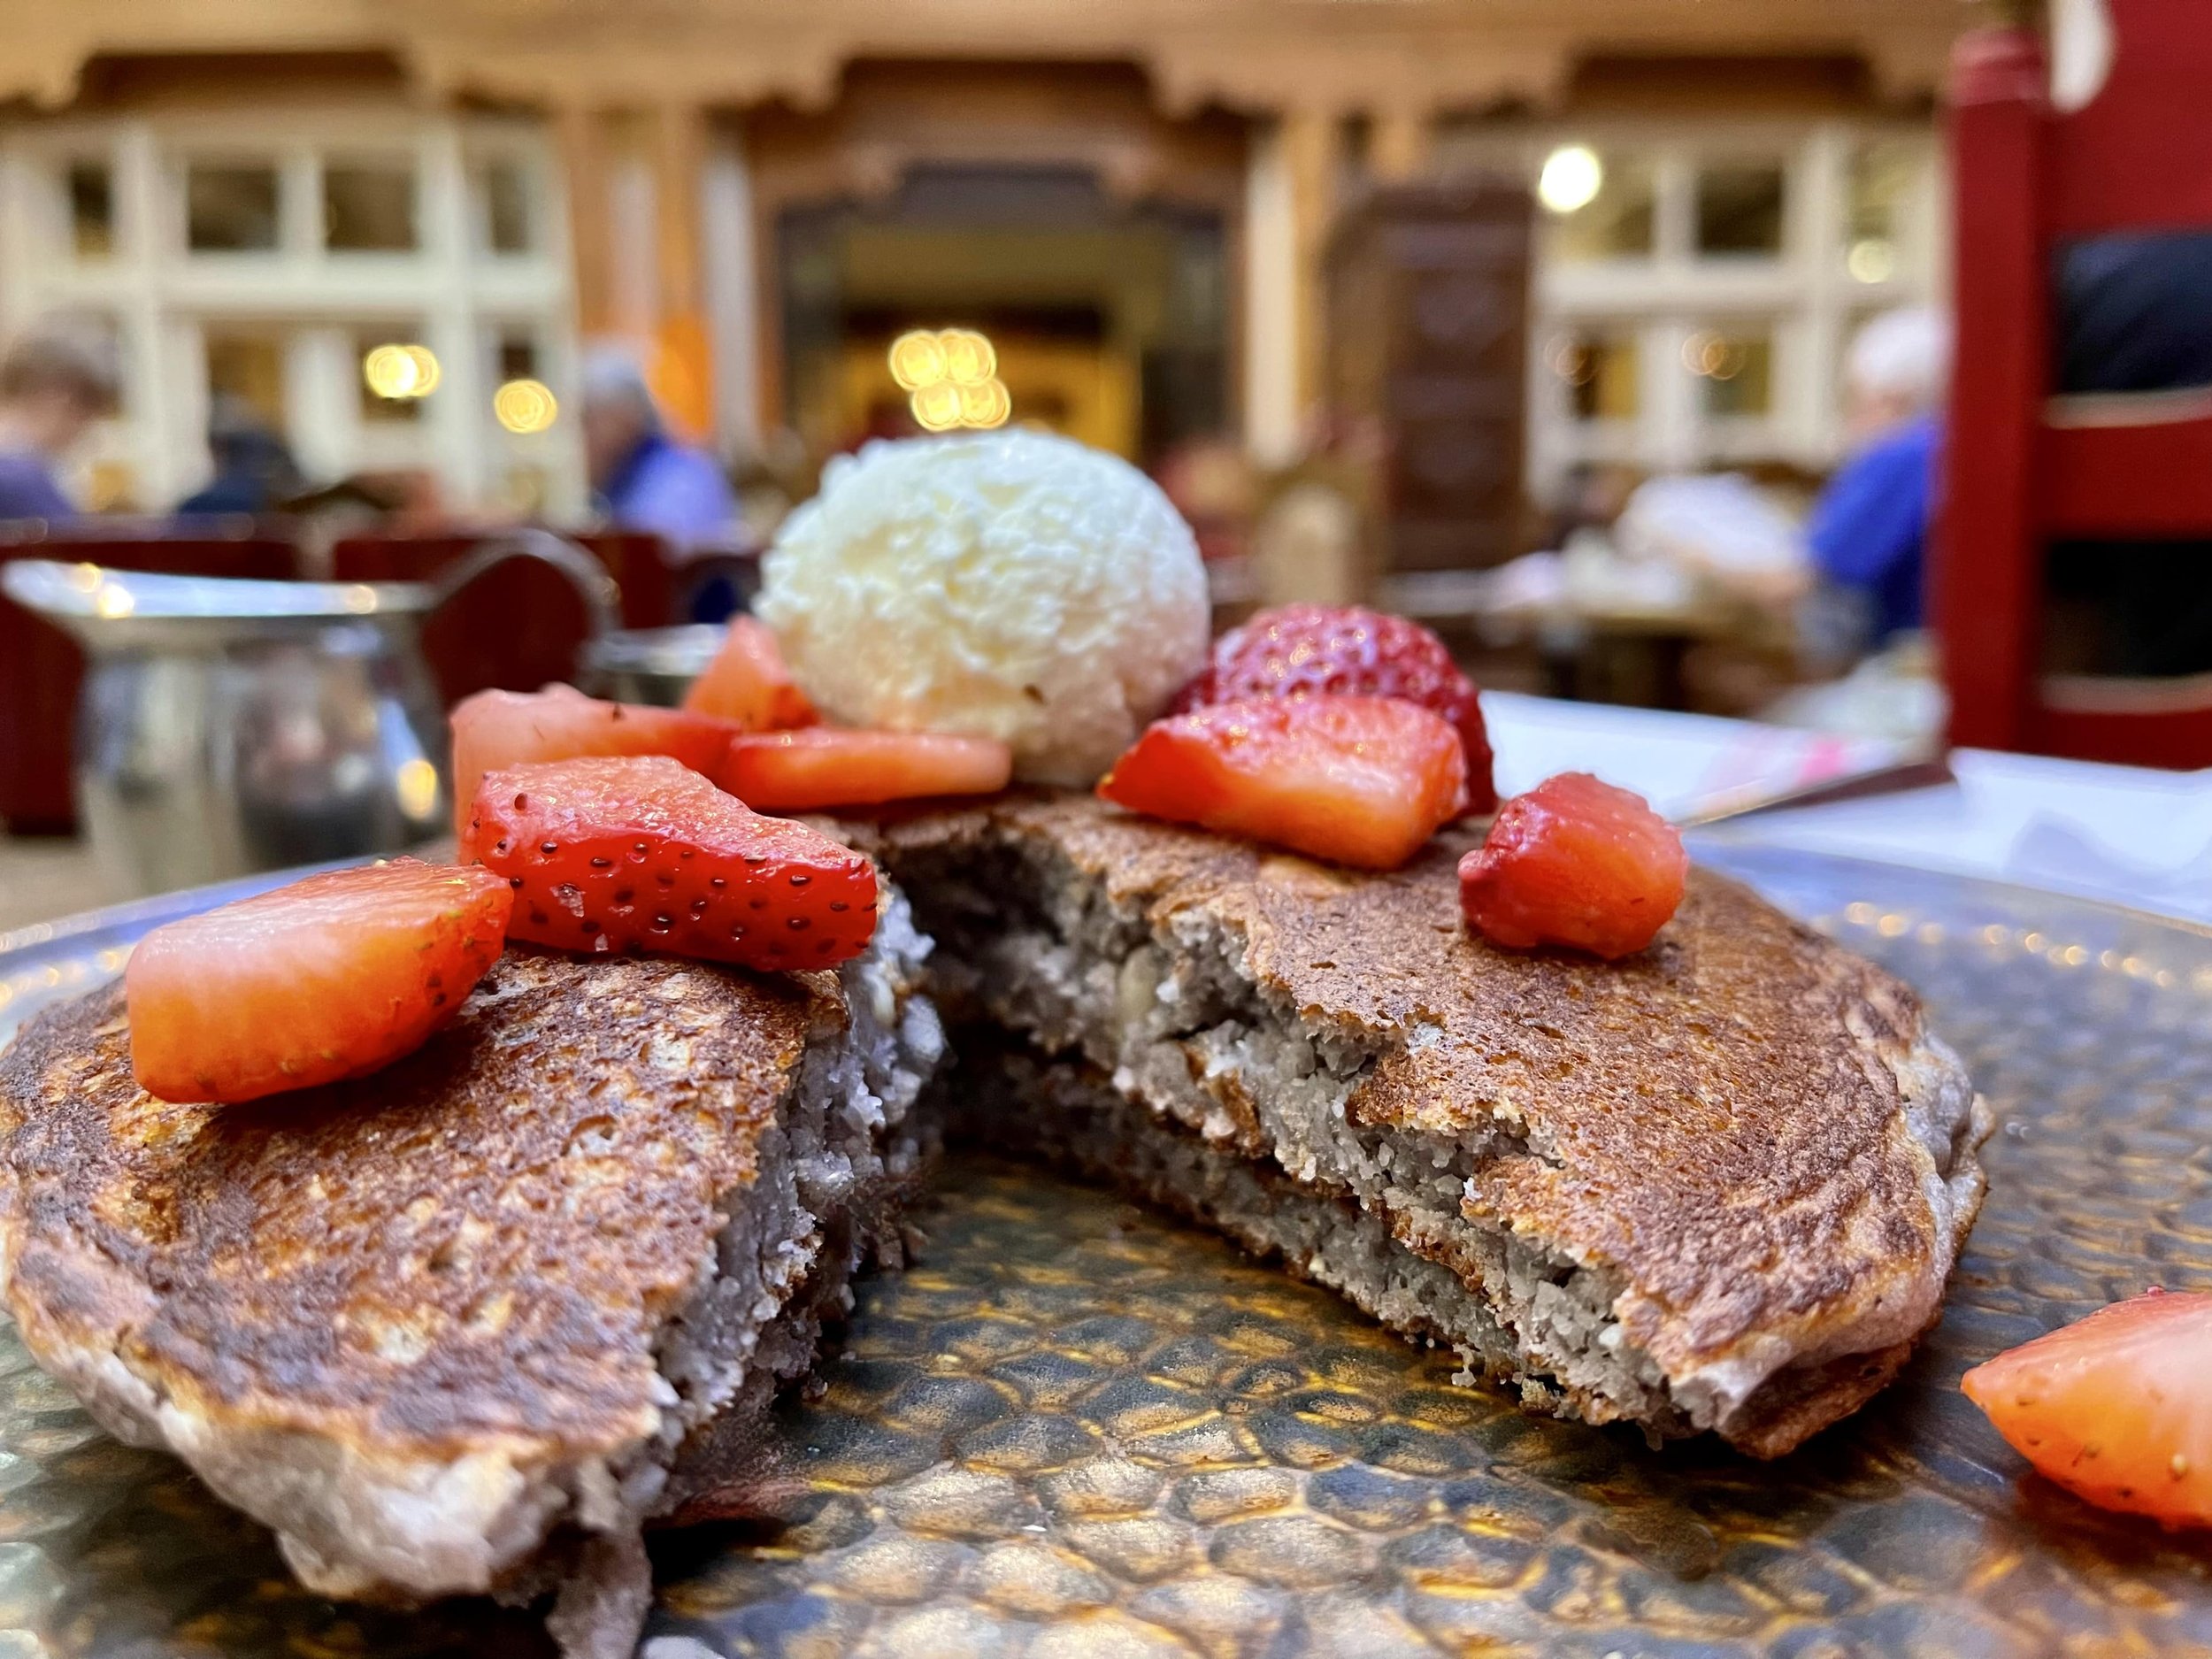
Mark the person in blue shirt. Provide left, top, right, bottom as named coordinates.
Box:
left=1805, top=308, right=1951, bottom=648
left=0, top=324, right=119, bottom=526
left=579, top=349, right=734, bottom=553
left=175, top=395, right=303, bottom=518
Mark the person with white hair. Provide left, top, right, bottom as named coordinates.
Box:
left=0, top=320, right=119, bottom=524
left=1803, top=306, right=1953, bottom=646
left=579, top=347, right=734, bottom=551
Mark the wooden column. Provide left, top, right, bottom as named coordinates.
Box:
left=554, top=103, right=611, bottom=339
left=1281, top=106, right=1340, bottom=430
left=651, top=103, right=714, bottom=439
left=1367, top=110, right=1432, bottom=183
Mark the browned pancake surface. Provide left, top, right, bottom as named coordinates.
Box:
left=867, top=795, right=1970, bottom=1398
left=0, top=948, right=843, bottom=1463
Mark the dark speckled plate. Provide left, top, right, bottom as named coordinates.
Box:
left=2, top=841, right=2210, bottom=1659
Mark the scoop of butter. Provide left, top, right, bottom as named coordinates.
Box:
left=755, top=429, right=1210, bottom=787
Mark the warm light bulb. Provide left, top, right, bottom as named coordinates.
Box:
left=363, top=344, right=416, bottom=398
left=941, top=329, right=997, bottom=388
left=958, top=377, right=1011, bottom=429
left=1847, top=238, right=1896, bottom=283
left=364, top=342, right=440, bottom=400
left=889, top=331, right=949, bottom=392
left=402, top=344, right=442, bottom=396
left=911, top=381, right=964, bottom=431
left=394, top=757, right=440, bottom=821
left=1538, top=145, right=1604, bottom=215
left=494, top=378, right=558, bottom=434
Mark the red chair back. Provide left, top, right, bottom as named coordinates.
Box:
left=0, top=532, right=298, bottom=834
left=1940, top=0, right=2212, bottom=767
left=329, top=532, right=675, bottom=709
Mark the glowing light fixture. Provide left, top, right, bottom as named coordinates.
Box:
left=1681, top=330, right=1747, bottom=381
left=891, top=327, right=1012, bottom=431
left=494, top=377, right=559, bottom=434
left=394, top=757, right=440, bottom=821
left=940, top=328, right=997, bottom=387
left=957, top=377, right=1011, bottom=430
left=911, top=380, right=965, bottom=432
left=1537, top=145, right=1604, bottom=215
left=1847, top=238, right=1897, bottom=283
left=363, top=342, right=441, bottom=401
left=888, top=330, right=949, bottom=392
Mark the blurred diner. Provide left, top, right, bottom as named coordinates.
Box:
left=0, top=323, right=117, bottom=525
left=580, top=349, right=737, bottom=553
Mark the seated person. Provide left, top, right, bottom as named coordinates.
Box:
left=2048, top=229, right=2212, bottom=676
left=0, top=322, right=119, bottom=525
left=580, top=349, right=734, bottom=554
left=176, top=396, right=304, bottom=518
left=1804, top=308, right=1950, bottom=649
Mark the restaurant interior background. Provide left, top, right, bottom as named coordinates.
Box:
left=1, top=0, right=2205, bottom=926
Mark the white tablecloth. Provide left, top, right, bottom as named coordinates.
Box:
left=1482, top=692, right=2212, bottom=926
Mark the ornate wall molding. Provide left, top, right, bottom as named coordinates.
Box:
left=2, top=0, right=1958, bottom=115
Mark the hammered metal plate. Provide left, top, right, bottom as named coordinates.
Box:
left=2, top=842, right=2210, bottom=1658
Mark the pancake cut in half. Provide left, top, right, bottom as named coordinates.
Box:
left=864, top=794, right=1993, bottom=1456
left=0, top=895, right=944, bottom=1657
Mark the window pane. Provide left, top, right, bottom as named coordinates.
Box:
left=1546, top=153, right=1655, bottom=263
left=204, top=330, right=288, bottom=432
left=1686, top=327, right=1774, bottom=417
left=1695, top=165, right=1785, bottom=257
left=67, top=163, right=114, bottom=258
left=1846, top=142, right=1916, bottom=283
left=326, top=163, right=417, bottom=253
left=497, top=333, right=540, bottom=383
left=187, top=164, right=280, bottom=252
left=1550, top=328, right=1639, bottom=422
left=480, top=160, right=534, bottom=255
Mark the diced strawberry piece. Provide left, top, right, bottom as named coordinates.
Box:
left=1176, top=603, right=1497, bottom=813
left=1458, top=772, right=1686, bottom=959
left=1097, top=695, right=1465, bottom=871
left=681, top=617, right=818, bottom=730
left=449, top=685, right=738, bottom=843
left=126, top=857, right=512, bottom=1104
left=1963, top=1288, right=2212, bottom=1530
left=718, top=728, right=1013, bottom=811
left=467, top=754, right=878, bottom=971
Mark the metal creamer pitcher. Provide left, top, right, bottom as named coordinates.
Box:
left=2, top=533, right=619, bottom=897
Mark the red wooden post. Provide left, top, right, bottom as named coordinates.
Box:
left=1939, top=27, right=2048, bottom=753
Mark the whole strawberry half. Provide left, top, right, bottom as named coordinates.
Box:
left=466, top=754, right=879, bottom=971
left=1176, top=603, right=1497, bottom=813
left=1098, top=695, right=1466, bottom=872
left=127, top=857, right=513, bottom=1104
left=1459, top=772, right=1686, bottom=959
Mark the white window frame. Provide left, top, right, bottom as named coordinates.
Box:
left=0, top=105, right=582, bottom=517
left=1439, top=116, right=1945, bottom=505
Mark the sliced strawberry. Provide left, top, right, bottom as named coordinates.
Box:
left=126, top=857, right=512, bottom=1104
left=1459, top=772, right=1686, bottom=959
left=718, top=728, right=1013, bottom=811
left=681, top=617, right=818, bottom=730
left=1175, top=603, right=1497, bottom=813
left=1964, top=1289, right=2212, bottom=1529
left=467, top=754, right=878, bottom=970
left=449, top=685, right=737, bottom=843
left=1097, top=695, right=1465, bottom=871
